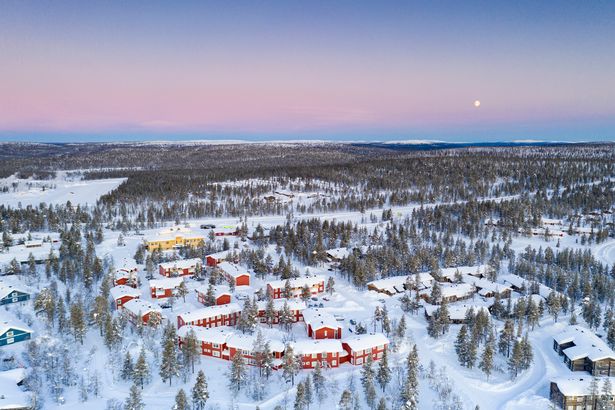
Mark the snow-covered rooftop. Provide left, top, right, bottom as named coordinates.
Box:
left=0, top=284, right=29, bottom=300
left=267, top=275, right=325, bottom=290
left=342, top=333, right=389, bottom=351
left=217, top=262, right=249, bottom=279
left=227, top=332, right=285, bottom=353
left=177, top=325, right=234, bottom=345
left=256, top=298, right=307, bottom=312
left=552, top=376, right=615, bottom=396
left=424, top=302, right=491, bottom=321
left=0, top=368, right=31, bottom=410
left=302, top=308, right=339, bottom=330
left=110, top=285, right=141, bottom=300
left=555, top=326, right=615, bottom=362
left=159, top=258, right=202, bottom=270
left=149, top=277, right=184, bottom=288
left=367, top=273, right=434, bottom=294
left=123, top=299, right=161, bottom=316
left=292, top=339, right=344, bottom=355
left=178, top=303, right=241, bottom=323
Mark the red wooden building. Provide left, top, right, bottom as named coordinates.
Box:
left=149, top=277, right=184, bottom=299
left=256, top=299, right=306, bottom=324
left=113, top=268, right=139, bottom=288
left=266, top=276, right=325, bottom=299
left=110, top=285, right=141, bottom=309
left=195, top=285, right=232, bottom=306
left=302, top=308, right=342, bottom=339
left=158, top=258, right=202, bottom=277
left=342, top=333, right=389, bottom=365
left=226, top=333, right=285, bottom=366
left=216, top=262, right=250, bottom=287
left=124, top=299, right=162, bottom=326
left=177, top=303, right=241, bottom=328
left=292, top=339, right=346, bottom=369
left=205, top=251, right=230, bottom=267
left=177, top=325, right=234, bottom=360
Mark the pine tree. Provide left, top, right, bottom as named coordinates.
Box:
left=467, top=333, right=478, bottom=369
left=124, top=383, right=145, bottom=410
left=301, top=285, right=311, bottom=302
left=339, top=390, right=353, bottom=410
left=181, top=329, right=200, bottom=374
left=294, top=382, right=307, bottom=410
left=377, top=397, right=387, bottom=410
left=401, top=345, right=419, bottom=410
left=174, top=388, right=188, bottom=410
left=312, top=361, right=326, bottom=404
left=121, top=351, right=134, bottom=380
left=264, top=297, right=276, bottom=327
left=498, top=319, right=515, bottom=357
left=361, top=355, right=375, bottom=401
left=508, top=339, right=523, bottom=379
left=326, top=277, right=335, bottom=295
left=599, top=378, right=613, bottom=410
left=160, top=328, right=179, bottom=386
left=177, top=281, right=189, bottom=303
left=133, top=348, right=150, bottom=389
left=228, top=351, right=246, bottom=392
left=191, top=370, right=209, bottom=410
left=438, top=299, right=451, bottom=335
left=479, top=338, right=494, bottom=378
left=455, top=325, right=469, bottom=366
left=376, top=349, right=391, bottom=392
left=304, top=375, right=313, bottom=409
left=70, top=302, right=86, bottom=344
left=282, top=345, right=299, bottom=385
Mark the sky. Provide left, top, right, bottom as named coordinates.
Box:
left=0, top=1, right=614, bottom=143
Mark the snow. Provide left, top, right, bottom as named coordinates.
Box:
left=302, top=308, right=340, bottom=331
left=267, top=275, right=325, bottom=290
left=216, top=261, right=248, bottom=279
left=555, top=326, right=615, bottom=362
left=158, top=258, right=202, bottom=270
left=178, top=303, right=241, bottom=324
left=148, top=276, right=184, bottom=289
left=292, top=339, right=345, bottom=355
left=123, top=299, right=162, bottom=316
left=424, top=302, right=491, bottom=321
left=0, top=171, right=125, bottom=208
left=342, top=333, right=389, bottom=351
left=109, top=285, right=141, bottom=300
left=551, top=376, right=615, bottom=396
left=177, top=325, right=234, bottom=345
left=0, top=368, right=30, bottom=410
left=367, top=273, right=434, bottom=294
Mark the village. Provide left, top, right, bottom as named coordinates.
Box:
left=2, top=199, right=615, bottom=410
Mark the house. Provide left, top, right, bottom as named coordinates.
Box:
left=256, top=298, right=306, bottom=324
left=302, top=308, right=342, bottom=339
left=144, top=228, right=205, bottom=252
left=267, top=276, right=325, bottom=299
left=177, top=325, right=234, bottom=360
left=24, top=239, right=43, bottom=248
left=177, top=303, right=241, bottom=329
left=123, top=299, right=162, bottom=326
left=420, top=283, right=475, bottom=304
left=205, top=250, right=230, bottom=267
left=462, top=275, right=512, bottom=298
left=342, top=333, right=389, bottom=365
left=0, top=284, right=30, bottom=305
left=110, top=285, right=141, bottom=309
left=149, top=277, right=184, bottom=299
left=550, top=377, right=615, bottom=410
left=212, top=226, right=239, bottom=236
left=292, top=339, right=346, bottom=369
left=113, top=268, right=138, bottom=288
left=0, top=368, right=31, bottom=410
left=434, top=265, right=493, bottom=282
left=367, top=273, right=434, bottom=296
left=226, top=332, right=285, bottom=366
left=500, top=273, right=561, bottom=298
left=0, top=322, right=32, bottom=347
left=216, top=262, right=250, bottom=286
left=553, top=326, right=615, bottom=376
left=424, top=303, right=491, bottom=324
left=158, top=258, right=202, bottom=277
left=195, top=285, right=232, bottom=306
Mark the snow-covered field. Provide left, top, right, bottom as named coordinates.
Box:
left=0, top=171, right=125, bottom=207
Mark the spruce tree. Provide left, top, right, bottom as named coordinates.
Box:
left=124, top=383, right=145, bottom=410
left=191, top=370, right=209, bottom=410
left=228, top=351, right=246, bottom=392
left=160, top=330, right=179, bottom=386
left=174, top=388, right=188, bottom=410
left=121, top=351, right=134, bottom=380
left=401, top=345, right=419, bottom=410
left=133, top=348, right=150, bottom=389
left=294, top=382, right=307, bottom=410
left=376, top=349, right=391, bottom=392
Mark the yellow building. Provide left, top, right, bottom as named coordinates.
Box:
left=145, top=232, right=205, bottom=252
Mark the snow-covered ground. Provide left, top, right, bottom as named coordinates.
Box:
left=0, top=171, right=125, bottom=208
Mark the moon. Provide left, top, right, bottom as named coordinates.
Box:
left=474, top=100, right=481, bottom=108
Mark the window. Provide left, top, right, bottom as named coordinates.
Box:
left=332, top=360, right=337, bottom=366
left=212, top=343, right=219, bottom=349
left=312, top=353, right=317, bottom=359
left=357, top=358, right=363, bottom=365
left=7, top=338, right=14, bottom=344
left=213, top=351, right=220, bottom=357
left=7, top=331, right=13, bottom=337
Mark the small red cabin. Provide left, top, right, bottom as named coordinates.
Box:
left=110, top=285, right=141, bottom=309
left=302, top=308, right=342, bottom=339
left=342, top=333, right=389, bottom=365
left=216, top=262, right=250, bottom=287
left=158, top=258, right=202, bottom=277
left=149, top=277, right=184, bottom=299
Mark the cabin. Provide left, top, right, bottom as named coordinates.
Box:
left=195, top=285, right=232, bottom=306
left=24, top=239, right=43, bottom=248
left=500, top=273, right=559, bottom=299
left=267, top=276, right=325, bottom=299
left=550, top=377, right=615, bottom=410
left=205, top=250, right=230, bottom=267
left=177, top=303, right=241, bottom=329
left=292, top=339, right=346, bottom=369
left=0, top=285, right=30, bottom=305
left=424, top=303, right=491, bottom=324
left=158, top=258, right=202, bottom=277
left=212, top=226, right=239, bottom=236
left=177, top=325, right=233, bottom=360
left=433, top=265, right=492, bottom=282
left=462, top=275, right=512, bottom=298
left=149, top=277, right=184, bottom=299
left=342, top=333, right=389, bottom=365
left=113, top=268, right=139, bottom=288
left=123, top=299, right=162, bottom=326
left=554, top=326, right=615, bottom=376
left=420, top=283, right=475, bottom=305
left=256, top=298, right=306, bottom=324
left=110, top=285, right=141, bottom=309
left=227, top=333, right=285, bottom=366
left=0, top=322, right=32, bottom=347
left=0, top=368, right=30, bottom=410
left=216, top=262, right=250, bottom=286
left=367, top=273, right=434, bottom=296
left=302, top=308, right=342, bottom=339
left=144, top=228, right=204, bottom=252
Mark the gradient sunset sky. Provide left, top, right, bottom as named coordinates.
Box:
left=1, top=1, right=614, bottom=142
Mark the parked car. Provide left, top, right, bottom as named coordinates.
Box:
left=311, top=297, right=318, bottom=302
left=349, top=319, right=357, bottom=326
left=322, top=296, right=330, bottom=301
left=200, top=224, right=216, bottom=229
